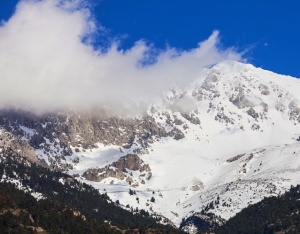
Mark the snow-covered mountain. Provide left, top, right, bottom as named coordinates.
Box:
left=1, top=60, right=300, bottom=233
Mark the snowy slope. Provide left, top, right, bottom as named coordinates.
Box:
left=51, top=61, right=300, bottom=231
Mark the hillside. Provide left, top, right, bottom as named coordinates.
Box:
left=212, top=184, right=300, bottom=233
left=0, top=148, right=184, bottom=233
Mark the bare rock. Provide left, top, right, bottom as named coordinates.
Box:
left=288, top=100, right=300, bottom=122
left=251, top=123, right=260, bottom=131
left=83, top=166, right=125, bottom=182
left=169, top=127, right=185, bottom=140
left=259, top=84, right=270, bottom=95
left=226, top=154, right=246, bottom=163
left=126, top=177, right=133, bottom=184
left=82, top=154, right=151, bottom=183
left=112, top=154, right=150, bottom=172
left=181, top=113, right=201, bottom=125
left=246, top=108, right=259, bottom=119
left=0, top=128, right=40, bottom=164
left=215, top=113, right=234, bottom=124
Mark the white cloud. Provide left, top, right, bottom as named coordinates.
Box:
left=0, top=0, right=243, bottom=114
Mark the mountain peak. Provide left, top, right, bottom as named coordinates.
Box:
left=1, top=61, right=300, bottom=233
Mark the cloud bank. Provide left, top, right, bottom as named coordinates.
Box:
left=0, top=0, right=243, bottom=114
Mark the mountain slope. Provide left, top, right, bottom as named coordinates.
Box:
left=0, top=148, right=184, bottom=233
left=0, top=182, right=120, bottom=234
left=1, top=60, right=300, bottom=233
left=213, top=184, right=300, bottom=234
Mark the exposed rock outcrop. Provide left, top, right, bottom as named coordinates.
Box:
left=259, top=84, right=270, bottom=95
left=169, top=127, right=185, bottom=140
left=181, top=113, right=201, bottom=125
left=0, top=127, right=40, bottom=164
left=0, top=109, right=169, bottom=169
left=82, top=154, right=151, bottom=185
left=246, top=108, right=259, bottom=119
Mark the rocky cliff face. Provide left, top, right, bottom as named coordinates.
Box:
left=0, top=110, right=165, bottom=147
left=0, top=127, right=40, bottom=164
left=0, top=109, right=173, bottom=169
left=83, top=154, right=151, bottom=187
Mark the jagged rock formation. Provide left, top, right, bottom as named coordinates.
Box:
left=0, top=127, right=40, bottom=164
left=0, top=110, right=171, bottom=170
left=0, top=110, right=168, bottom=148
left=83, top=154, right=151, bottom=187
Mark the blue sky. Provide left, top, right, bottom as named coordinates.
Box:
left=0, top=0, right=299, bottom=112
left=0, top=0, right=299, bottom=77
left=94, top=0, right=300, bottom=77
